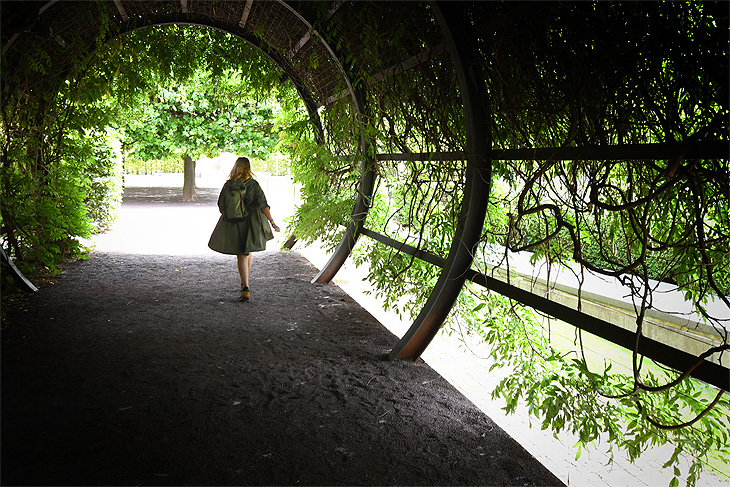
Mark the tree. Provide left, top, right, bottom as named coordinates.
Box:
left=0, top=21, right=292, bottom=277
left=122, top=76, right=283, bottom=201
left=110, top=25, right=287, bottom=200
left=2, top=3, right=726, bottom=485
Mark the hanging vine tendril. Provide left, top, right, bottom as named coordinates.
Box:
left=296, top=2, right=730, bottom=485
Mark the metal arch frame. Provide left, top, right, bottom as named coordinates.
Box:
left=125, top=1, right=377, bottom=286
left=113, top=13, right=326, bottom=144
left=311, top=134, right=376, bottom=284
left=280, top=1, right=378, bottom=285
left=389, top=2, right=492, bottom=361
left=361, top=227, right=730, bottom=391
left=11, top=1, right=491, bottom=360
left=8, top=1, right=329, bottom=143
left=6, top=0, right=376, bottom=286
left=280, top=1, right=362, bottom=115
left=1, top=247, right=39, bottom=293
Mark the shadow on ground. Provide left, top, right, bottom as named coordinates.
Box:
left=1, top=187, right=563, bottom=486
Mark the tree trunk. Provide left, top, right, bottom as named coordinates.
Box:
left=182, top=154, right=196, bottom=201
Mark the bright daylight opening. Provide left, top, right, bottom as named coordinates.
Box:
left=90, top=161, right=299, bottom=257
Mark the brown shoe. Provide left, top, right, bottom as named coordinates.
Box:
left=239, top=286, right=250, bottom=302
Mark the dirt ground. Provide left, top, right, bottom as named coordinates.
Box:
left=1, top=186, right=563, bottom=487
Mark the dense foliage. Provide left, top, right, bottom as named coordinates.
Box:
left=2, top=2, right=728, bottom=486
left=1, top=22, right=293, bottom=279
left=283, top=3, right=730, bottom=486
left=116, top=27, right=286, bottom=181
left=1, top=10, right=122, bottom=277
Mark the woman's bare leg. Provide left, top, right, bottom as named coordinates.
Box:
left=237, top=254, right=253, bottom=288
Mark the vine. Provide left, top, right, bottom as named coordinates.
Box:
left=283, top=3, right=730, bottom=486
left=2, top=2, right=728, bottom=485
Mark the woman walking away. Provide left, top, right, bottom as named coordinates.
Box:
left=208, top=156, right=280, bottom=302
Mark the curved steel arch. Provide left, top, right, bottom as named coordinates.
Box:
left=114, top=14, right=326, bottom=145
left=1, top=1, right=329, bottom=143
left=2, top=0, right=376, bottom=285
left=280, top=1, right=362, bottom=116
left=389, top=2, right=492, bottom=360
left=3, top=1, right=482, bottom=364
left=279, top=1, right=378, bottom=285
left=277, top=1, right=494, bottom=361
left=123, top=1, right=381, bottom=285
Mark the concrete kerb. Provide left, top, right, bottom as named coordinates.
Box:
left=481, top=257, right=728, bottom=367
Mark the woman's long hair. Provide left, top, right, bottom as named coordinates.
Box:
left=229, top=157, right=253, bottom=182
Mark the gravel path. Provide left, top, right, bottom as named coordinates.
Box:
left=1, top=186, right=562, bottom=486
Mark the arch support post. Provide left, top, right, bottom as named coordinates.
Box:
left=276, top=1, right=377, bottom=285
left=311, top=140, right=376, bottom=284
left=1, top=247, right=38, bottom=293
left=390, top=2, right=492, bottom=360
left=312, top=89, right=376, bottom=284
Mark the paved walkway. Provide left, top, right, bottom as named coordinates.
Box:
left=301, top=246, right=730, bottom=487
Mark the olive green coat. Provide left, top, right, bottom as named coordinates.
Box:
left=208, top=178, right=274, bottom=255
